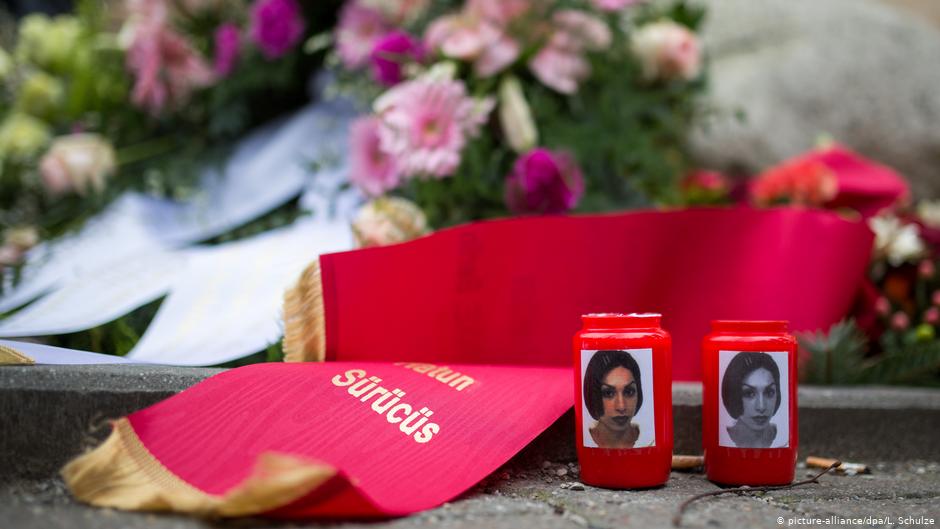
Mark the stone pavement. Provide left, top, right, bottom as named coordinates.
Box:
left=2, top=460, right=938, bottom=529
left=1, top=365, right=939, bottom=528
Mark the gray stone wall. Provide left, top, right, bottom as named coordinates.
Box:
left=691, top=0, right=940, bottom=199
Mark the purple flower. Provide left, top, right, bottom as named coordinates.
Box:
left=250, top=0, right=305, bottom=59
left=505, top=148, right=585, bottom=214
left=213, top=23, right=241, bottom=77
left=370, top=30, right=423, bottom=86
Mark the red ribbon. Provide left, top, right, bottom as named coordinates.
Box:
left=322, top=207, right=873, bottom=381
left=74, top=141, right=901, bottom=518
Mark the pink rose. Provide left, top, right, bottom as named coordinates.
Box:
left=528, top=9, right=611, bottom=94
left=529, top=43, right=589, bottom=95
left=425, top=11, right=520, bottom=77
left=39, top=134, right=116, bottom=196
left=631, top=20, right=701, bottom=82
left=505, top=148, right=585, bottom=214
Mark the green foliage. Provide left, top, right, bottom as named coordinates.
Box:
left=0, top=1, right=347, bottom=362
left=636, top=0, right=707, bottom=31
left=531, top=45, right=703, bottom=210
left=0, top=0, right=339, bottom=242
left=401, top=2, right=707, bottom=227
left=799, top=319, right=869, bottom=385
left=800, top=319, right=940, bottom=386
left=868, top=333, right=940, bottom=386
left=405, top=133, right=511, bottom=227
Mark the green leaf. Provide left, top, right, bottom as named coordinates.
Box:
left=863, top=338, right=940, bottom=386
left=798, top=319, right=869, bottom=384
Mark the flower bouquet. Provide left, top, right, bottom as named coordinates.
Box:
left=737, top=145, right=940, bottom=386
left=0, top=0, right=337, bottom=266
left=327, top=0, right=706, bottom=228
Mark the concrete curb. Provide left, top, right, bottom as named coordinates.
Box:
left=2, top=365, right=938, bottom=482
left=0, top=365, right=221, bottom=482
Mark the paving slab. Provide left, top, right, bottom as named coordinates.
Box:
left=1, top=461, right=938, bottom=529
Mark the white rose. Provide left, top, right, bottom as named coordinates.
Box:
left=38, top=133, right=116, bottom=195
left=631, top=20, right=702, bottom=82
left=351, top=197, right=429, bottom=248
left=869, top=215, right=927, bottom=266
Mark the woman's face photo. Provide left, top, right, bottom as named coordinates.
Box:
left=581, top=349, right=656, bottom=448
left=738, top=367, right=778, bottom=431
left=600, top=366, right=638, bottom=431
left=718, top=350, right=789, bottom=449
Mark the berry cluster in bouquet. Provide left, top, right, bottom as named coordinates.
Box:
left=328, top=0, right=706, bottom=228
left=0, top=0, right=335, bottom=267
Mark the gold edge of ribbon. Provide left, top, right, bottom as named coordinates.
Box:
left=282, top=259, right=326, bottom=363
left=0, top=344, right=35, bottom=365
left=62, top=418, right=336, bottom=517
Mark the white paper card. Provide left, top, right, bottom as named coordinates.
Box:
left=0, top=194, right=176, bottom=314
left=0, top=340, right=138, bottom=364
left=0, top=100, right=355, bottom=316
left=0, top=247, right=185, bottom=337
left=156, top=101, right=355, bottom=244
left=127, top=219, right=353, bottom=366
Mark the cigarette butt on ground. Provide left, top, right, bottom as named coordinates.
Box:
left=672, top=455, right=704, bottom=470
left=806, top=456, right=869, bottom=475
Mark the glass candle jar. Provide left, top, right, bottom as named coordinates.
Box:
left=702, top=320, right=798, bottom=485
left=573, top=313, right=672, bottom=488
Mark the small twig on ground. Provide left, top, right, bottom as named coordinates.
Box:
left=672, top=461, right=841, bottom=527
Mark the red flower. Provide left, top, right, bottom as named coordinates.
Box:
left=751, top=159, right=837, bottom=207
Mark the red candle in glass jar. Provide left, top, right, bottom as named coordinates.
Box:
left=573, top=313, right=672, bottom=488
left=702, top=320, right=798, bottom=485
